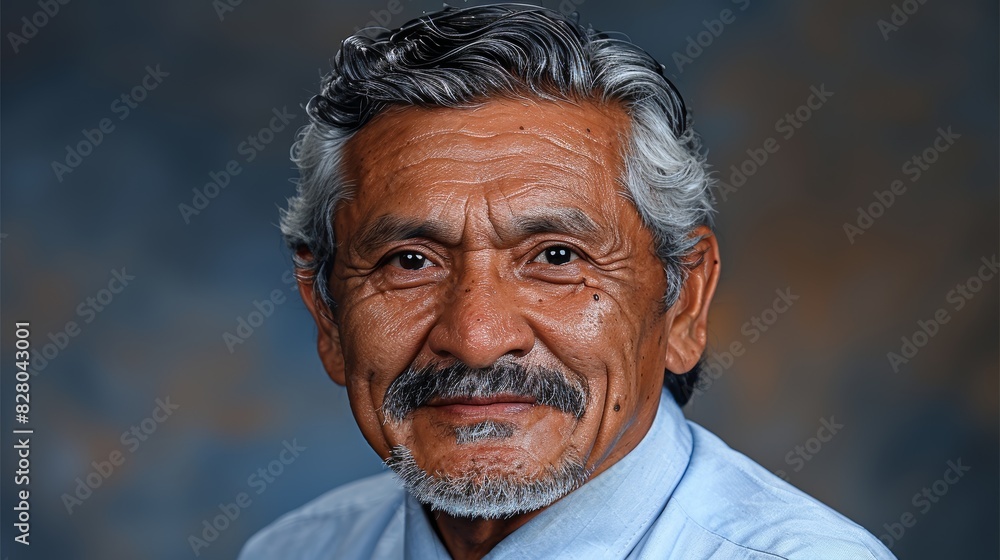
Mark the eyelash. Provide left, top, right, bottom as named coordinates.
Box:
left=531, top=244, right=581, bottom=265
left=380, top=243, right=584, bottom=271
left=383, top=249, right=436, bottom=270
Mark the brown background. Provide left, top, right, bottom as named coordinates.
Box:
left=2, top=0, right=996, bottom=558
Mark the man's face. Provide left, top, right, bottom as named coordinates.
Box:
left=303, top=98, right=709, bottom=514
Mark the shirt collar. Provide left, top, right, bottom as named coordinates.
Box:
left=404, top=388, right=693, bottom=559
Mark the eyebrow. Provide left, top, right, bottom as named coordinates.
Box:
left=350, top=207, right=602, bottom=256
left=351, top=215, right=456, bottom=257
left=508, top=207, right=601, bottom=239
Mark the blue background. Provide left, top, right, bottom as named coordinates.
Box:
left=2, top=0, right=997, bottom=558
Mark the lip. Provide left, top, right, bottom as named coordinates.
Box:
left=424, top=395, right=537, bottom=418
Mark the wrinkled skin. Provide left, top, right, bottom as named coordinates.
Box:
left=297, top=98, right=720, bottom=559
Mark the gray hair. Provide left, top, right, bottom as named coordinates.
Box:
left=281, top=3, right=715, bottom=404
left=386, top=443, right=589, bottom=519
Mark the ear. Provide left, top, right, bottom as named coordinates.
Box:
left=663, top=226, right=720, bottom=374
left=295, top=253, right=347, bottom=386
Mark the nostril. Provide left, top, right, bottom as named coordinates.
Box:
left=433, top=349, right=454, bottom=360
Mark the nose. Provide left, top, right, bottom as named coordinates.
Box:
left=426, top=259, right=535, bottom=369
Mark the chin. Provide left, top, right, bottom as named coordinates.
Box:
left=385, top=443, right=590, bottom=520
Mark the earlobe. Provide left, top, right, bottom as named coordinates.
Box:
left=663, top=226, right=721, bottom=374
left=295, top=264, right=348, bottom=386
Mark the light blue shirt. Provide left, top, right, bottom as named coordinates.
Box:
left=240, top=389, right=895, bottom=559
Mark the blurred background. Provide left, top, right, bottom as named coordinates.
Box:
left=1, top=0, right=996, bottom=558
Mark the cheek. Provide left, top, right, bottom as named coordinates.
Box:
left=337, top=290, right=440, bottom=421
left=526, top=282, right=640, bottom=373
left=342, top=290, right=440, bottom=359
left=525, top=280, right=664, bottom=414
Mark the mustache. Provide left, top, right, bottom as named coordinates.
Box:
left=381, top=359, right=588, bottom=423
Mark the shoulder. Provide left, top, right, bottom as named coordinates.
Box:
left=665, top=422, right=896, bottom=560
left=238, top=471, right=406, bottom=560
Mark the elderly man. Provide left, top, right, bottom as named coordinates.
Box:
left=241, top=4, right=894, bottom=559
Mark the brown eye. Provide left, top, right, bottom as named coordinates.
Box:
left=388, top=251, right=432, bottom=270
left=533, top=246, right=579, bottom=265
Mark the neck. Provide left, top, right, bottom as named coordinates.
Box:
left=429, top=507, right=542, bottom=560
left=424, top=404, right=662, bottom=559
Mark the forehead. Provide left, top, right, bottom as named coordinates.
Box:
left=338, top=98, right=637, bottom=239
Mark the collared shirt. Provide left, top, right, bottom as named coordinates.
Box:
left=239, top=389, right=896, bottom=559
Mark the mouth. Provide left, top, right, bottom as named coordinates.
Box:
left=424, top=395, right=537, bottom=418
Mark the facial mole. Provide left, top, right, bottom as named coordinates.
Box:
left=613, top=402, right=620, bottom=412
left=518, top=125, right=524, bottom=130
left=586, top=128, right=591, bottom=133
left=593, top=293, right=600, bottom=301
left=465, top=288, right=471, bottom=293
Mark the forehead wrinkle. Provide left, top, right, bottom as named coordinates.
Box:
left=352, top=108, right=628, bottom=204
left=481, top=180, right=608, bottom=244
left=388, top=128, right=616, bottom=167
left=351, top=98, right=629, bottom=163
left=387, top=159, right=612, bottom=195
left=344, top=99, right=634, bottom=256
